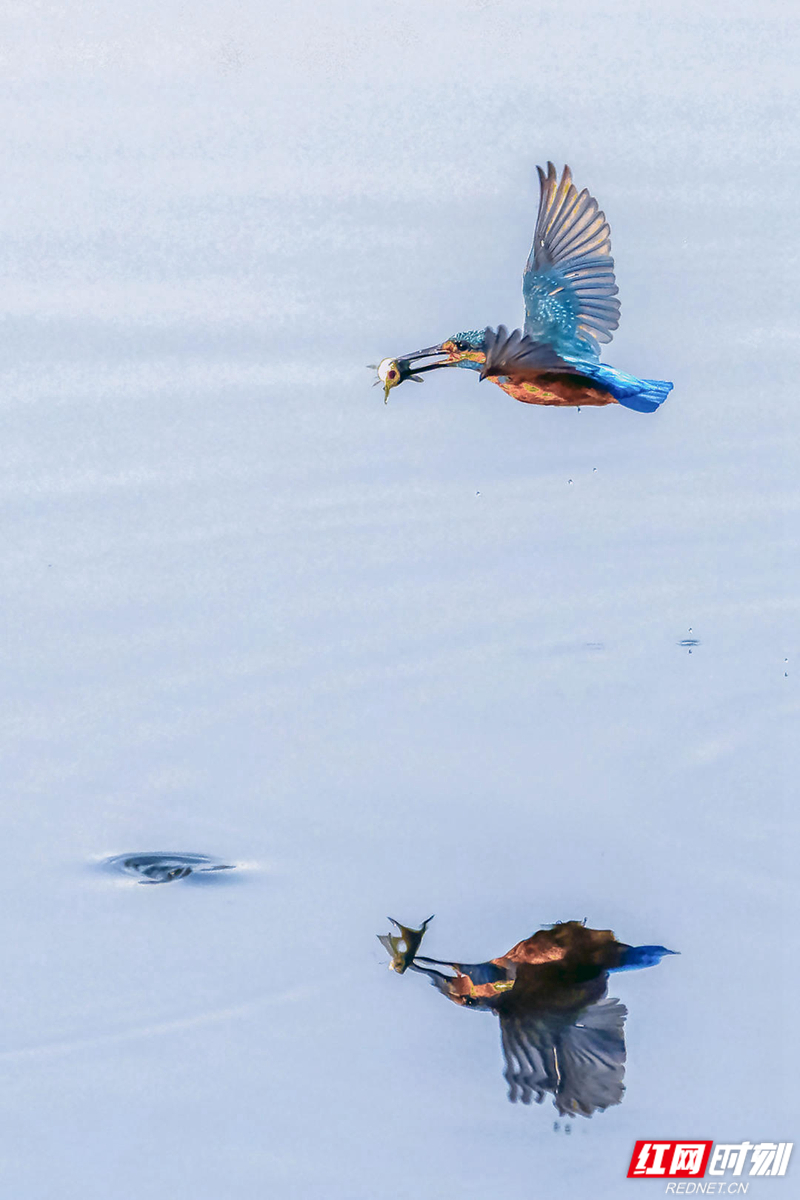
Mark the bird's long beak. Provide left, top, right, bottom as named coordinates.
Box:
left=395, top=345, right=460, bottom=376
left=370, top=345, right=464, bottom=403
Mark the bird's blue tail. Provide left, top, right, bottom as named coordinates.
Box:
left=615, top=379, right=673, bottom=414
left=579, top=362, right=673, bottom=413
left=612, top=945, right=678, bottom=972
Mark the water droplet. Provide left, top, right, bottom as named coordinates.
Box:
left=592, top=467, right=597, bottom=472
left=568, top=479, right=573, bottom=485
left=475, top=490, right=481, bottom=497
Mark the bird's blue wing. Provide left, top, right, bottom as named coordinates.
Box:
left=523, top=163, right=620, bottom=362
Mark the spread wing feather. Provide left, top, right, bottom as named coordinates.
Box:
left=523, top=163, right=621, bottom=361
left=480, top=324, right=573, bottom=379
left=500, top=997, right=627, bottom=1115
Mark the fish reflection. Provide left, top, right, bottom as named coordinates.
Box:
left=379, top=915, right=434, bottom=973
left=379, top=918, right=676, bottom=1117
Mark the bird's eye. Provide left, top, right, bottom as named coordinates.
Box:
left=454, top=340, right=470, bottom=352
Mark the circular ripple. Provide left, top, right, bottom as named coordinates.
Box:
left=104, top=852, right=235, bottom=884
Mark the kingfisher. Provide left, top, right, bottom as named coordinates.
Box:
left=374, top=163, right=672, bottom=413
left=379, top=917, right=676, bottom=1115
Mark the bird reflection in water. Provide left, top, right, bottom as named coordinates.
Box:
left=379, top=918, right=676, bottom=1117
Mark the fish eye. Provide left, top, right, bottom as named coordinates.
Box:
left=377, top=357, right=400, bottom=384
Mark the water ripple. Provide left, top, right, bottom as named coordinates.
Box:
left=103, top=851, right=234, bottom=884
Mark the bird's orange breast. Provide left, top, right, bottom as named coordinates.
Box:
left=493, top=374, right=618, bottom=406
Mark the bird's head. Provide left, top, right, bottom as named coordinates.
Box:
left=370, top=330, right=487, bottom=401
left=435, top=330, right=488, bottom=367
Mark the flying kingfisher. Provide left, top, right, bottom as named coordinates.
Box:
left=379, top=917, right=676, bottom=1115
left=374, top=163, right=673, bottom=413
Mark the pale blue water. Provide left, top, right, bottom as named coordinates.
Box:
left=0, top=2, right=797, bottom=1196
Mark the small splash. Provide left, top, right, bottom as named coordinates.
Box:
left=103, top=852, right=235, bottom=885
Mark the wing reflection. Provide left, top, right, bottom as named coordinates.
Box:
left=497, top=968, right=626, bottom=1114
left=380, top=918, right=675, bottom=1118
